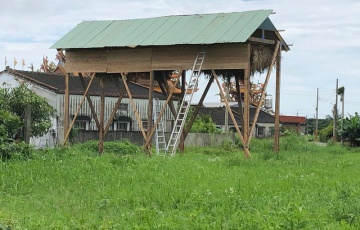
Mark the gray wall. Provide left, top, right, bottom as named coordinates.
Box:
left=72, top=131, right=236, bottom=147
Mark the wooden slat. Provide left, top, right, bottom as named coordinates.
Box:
left=107, top=48, right=152, bottom=73
left=66, top=50, right=107, bottom=73
left=248, top=37, right=275, bottom=44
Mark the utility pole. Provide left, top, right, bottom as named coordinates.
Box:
left=315, top=88, right=319, bottom=141
left=333, top=79, right=338, bottom=141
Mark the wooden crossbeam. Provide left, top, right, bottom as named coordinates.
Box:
left=212, top=70, right=251, bottom=158
left=248, top=41, right=280, bottom=144
left=63, top=73, right=96, bottom=144
left=79, top=73, right=100, bottom=130
left=120, top=73, right=147, bottom=140
left=104, top=76, right=127, bottom=138
left=144, top=71, right=182, bottom=149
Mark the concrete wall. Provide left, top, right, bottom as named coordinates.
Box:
left=72, top=131, right=237, bottom=147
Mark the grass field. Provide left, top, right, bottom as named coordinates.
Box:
left=1, top=137, right=360, bottom=229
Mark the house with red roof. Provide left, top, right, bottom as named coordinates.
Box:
left=279, top=115, right=306, bottom=134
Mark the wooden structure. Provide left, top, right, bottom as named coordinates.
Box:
left=51, top=10, right=289, bottom=156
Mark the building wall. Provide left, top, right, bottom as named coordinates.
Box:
left=0, top=72, right=176, bottom=147
left=65, top=44, right=250, bottom=73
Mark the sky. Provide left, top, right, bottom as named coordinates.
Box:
left=1, top=0, right=359, bottom=119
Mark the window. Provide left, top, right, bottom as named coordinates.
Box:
left=257, top=126, right=265, bottom=137
left=74, top=120, right=88, bottom=130
left=117, top=103, right=128, bottom=117
left=114, top=121, right=130, bottom=131
left=142, top=120, right=148, bottom=131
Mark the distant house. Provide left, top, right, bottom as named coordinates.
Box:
left=195, top=105, right=277, bottom=138
left=279, top=115, right=306, bottom=134
left=0, top=67, right=176, bottom=147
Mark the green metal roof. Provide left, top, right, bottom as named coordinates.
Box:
left=51, top=10, right=275, bottom=49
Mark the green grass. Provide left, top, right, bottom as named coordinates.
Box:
left=1, top=138, right=360, bottom=229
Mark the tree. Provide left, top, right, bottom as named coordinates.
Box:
left=0, top=83, right=56, bottom=139
left=338, top=112, right=360, bottom=147
left=189, top=114, right=221, bottom=133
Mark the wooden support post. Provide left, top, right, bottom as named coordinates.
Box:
left=183, top=75, right=214, bottom=138
left=63, top=73, right=70, bottom=145
left=212, top=70, right=251, bottom=158
left=248, top=41, right=280, bottom=144
left=24, top=105, right=31, bottom=144
left=180, top=75, right=214, bottom=153
left=144, top=74, right=181, bottom=149
left=104, top=76, right=126, bottom=138
left=274, top=43, right=282, bottom=152
left=235, top=74, right=244, bottom=136
left=243, top=44, right=251, bottom=143
left=99, top=77, right=105, bottom=154
left=121, top=73, right=147, bottom=140
left=145, top=71, right=154, bottom=153
left=181, top=71, right=186, bottom=99
left=63, top=73, right=96, bottom=144
left=162, top=74, right=177, bottom=118
left=79, top=73, right=100, bottom=130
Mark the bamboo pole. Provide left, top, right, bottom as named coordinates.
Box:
left=212, top=70, right=251, bottom=158
left=63, top=73, right=96, bottom=143
left=79, top=73, right=100, bottom=130
left=248, top=41, right=280, bottom=144
left=120, top=73, right=147, bottom=140
left=274, top=43, right=282, bottom=152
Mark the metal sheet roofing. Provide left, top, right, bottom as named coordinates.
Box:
left=51, top=10, right=275, bottom=49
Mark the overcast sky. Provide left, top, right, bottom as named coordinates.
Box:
left=1, top=0, right=359, bottom=119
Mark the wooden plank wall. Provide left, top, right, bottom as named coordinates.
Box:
left=65, top=44, right=249, bottom=73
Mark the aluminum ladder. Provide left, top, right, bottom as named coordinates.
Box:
left=166, top=47, right=206, bottom=156
left=153, top=98, right=167, bottom=155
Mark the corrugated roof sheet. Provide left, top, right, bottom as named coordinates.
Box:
left=51, top=10, right=274, bottom=49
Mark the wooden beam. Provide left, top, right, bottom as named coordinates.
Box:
left=248, top=37, right=275, bottom=45
left=63, top=73, right=96, bottom=143
left=104, top=76, right=127, bottom=138
left=248, top=41, right=280, bottom=144
left=99, top=77, right=105, bottom=154
left=180, top=75, right=214, bottom=153
left=144, top=72, right=182, bottom=148
left=274, top=43, right=282, bottom=152
left=79, top=73, right=100, bottom=130
left=145, top=71, right=154, bottom=153
left=183, top=75, right=214, bottom=138
left=235, top=75, right=244, bottom=136
left=63, top=73, right=70, bottom=145
left=121, top=73, right=147, bottom=140
left=163, top=74, right=177, bottom=118
left=243, top=44, right=251, bottom=143
left=212, top=70, right=251, bottom=158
